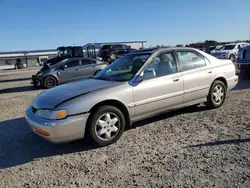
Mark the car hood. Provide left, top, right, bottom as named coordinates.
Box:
left=33, top=79, right=121, bottom=109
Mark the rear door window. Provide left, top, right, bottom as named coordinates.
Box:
left=64, top=60, right=80, bottom=68
left=81, top=59, right=93, bottom=66
left=176, top=50, right=207, bottom=72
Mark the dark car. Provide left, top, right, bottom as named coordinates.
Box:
left=31, top=57, right=108, bottom=89
left=98, top=44, right=136, bottom=63
left=204, top=46, right=216, bottom=54
left=237, top=44, right=250, bottom=77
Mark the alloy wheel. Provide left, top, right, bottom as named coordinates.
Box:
left=212, top=85, right=224, bottom=104
left=94, top=112, right=120, bottom=141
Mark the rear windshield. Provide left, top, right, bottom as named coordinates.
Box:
left=102, top=45, right=112, bottom=49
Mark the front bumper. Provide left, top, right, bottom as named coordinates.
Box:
left=25, top=106, right=90, bottom=143
left=31, top=74, right=42, bottom=86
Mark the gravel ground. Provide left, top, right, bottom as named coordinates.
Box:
left=0, top=70, right=250, bottom=188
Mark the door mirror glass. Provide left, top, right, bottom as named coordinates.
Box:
left=141, top=70, right=156, bottom=80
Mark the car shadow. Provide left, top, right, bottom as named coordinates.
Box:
left=233, top=75, right=250, bottom=90
left=186, top=138, right=250, bottom=148
left=0, top=106, right=208, bottom=169
left=0, top=85, right=38, bottom=94
left=0, top=77, right=31, bottom=83
left=0, top=117, right=98, bottom=169
left=131, top=105, right=208, bottom=129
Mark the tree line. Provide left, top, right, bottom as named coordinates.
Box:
left=156, top=40, right=250, bottom=49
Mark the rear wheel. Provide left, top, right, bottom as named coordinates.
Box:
left=205, top=80, right=226, bottom=109
left=15, top=63, right=23, bottom=69
left=43, top=76, right=57, bottom=89
left=86, top=105, right=125, bottom=146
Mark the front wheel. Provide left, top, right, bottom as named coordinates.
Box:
left=205, top=80, right=226, bottom=109
left=109, top=53, right=117, bottom=62
left=86, top=105, right=125, bottom=146
left=43, top=76, right=57, bottom=89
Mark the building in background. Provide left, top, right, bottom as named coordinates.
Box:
left=0, top=49, right=57, bottom=69
left=0, top=41, right=147, bottom=70
left=83, top=41, right=147, bottom=50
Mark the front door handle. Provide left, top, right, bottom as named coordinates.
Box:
left=208, top=71, right=212, bottom=74
left=173, top=78, right=179, bottom=82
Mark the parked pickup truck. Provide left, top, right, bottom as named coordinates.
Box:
left=236, top=44, right=250, bottom=77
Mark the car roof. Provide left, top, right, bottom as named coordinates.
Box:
left=129, top=47, right=198, bottom=55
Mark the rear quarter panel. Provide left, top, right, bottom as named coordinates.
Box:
left=200, top=51, right=237, bottom=90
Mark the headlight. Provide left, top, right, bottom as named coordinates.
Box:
left=35, top=109, right=67, bottom=120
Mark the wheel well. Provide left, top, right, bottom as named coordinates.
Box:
left=89, top=100, right=131, bottom=128
left=214, top=77, right=228, bottom=89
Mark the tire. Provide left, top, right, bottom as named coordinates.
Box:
left=205, top=80, right=226, bottom=109
left=109, top=53, right=117, bottom=61
left=43, top=76, right=57, bottom=89
left=15, top=63, right=23, bottom=69
left=229, top=54, right=235, bottom=62
left=86, top=105, right=125, bottom=146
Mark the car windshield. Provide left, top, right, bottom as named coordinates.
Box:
left=215, top=46, right=223, bottom=51
left=57, top=47, right=72, bottom=57
left=221, top=45, right=235, bottom=50
left=94, top=53, right=151, bottom=82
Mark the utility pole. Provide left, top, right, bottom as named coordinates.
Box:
left=249, top=25, right=250, bottom=41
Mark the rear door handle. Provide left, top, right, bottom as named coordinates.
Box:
left=173, top=78, right=179, bottom=82
left=208, top=71, right=212, bottom=74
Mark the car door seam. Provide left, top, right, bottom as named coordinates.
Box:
left=184, top=86, right=210, bottom=94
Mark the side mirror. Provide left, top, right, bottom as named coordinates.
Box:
left=138, top=70, right=156, bottom=81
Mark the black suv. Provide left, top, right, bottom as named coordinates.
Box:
left=98, top=44, right=136, bottom=62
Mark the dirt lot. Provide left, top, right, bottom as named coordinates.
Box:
left=0, top=70, right=250, bottom=188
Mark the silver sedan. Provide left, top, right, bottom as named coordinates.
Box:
left=25, top=47, right=238, bottom=146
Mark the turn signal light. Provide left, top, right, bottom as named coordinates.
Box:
left=35, top=128, right=50, bottom=136
left=55, top=110, right=67, bottom=119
